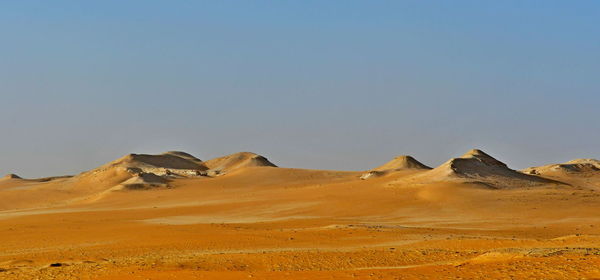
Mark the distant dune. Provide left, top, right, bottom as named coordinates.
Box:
left=523, top=158, right=600, bottom=175
left=410, top=149, right=562, bottom=189
left=0, top=151, right=278, bottom=209
left=521, top=159, right=600, bottom=188
left=71, top=151, right=208, bottom=192
left=1, top=173, right=22, bottom=180
left=372, top=155, right=431, bottom=171
left=203, top=152, right=277, bottom=176
left=69, top=151, right=277, bottom=192
left=361, top=155, right=430, bottom=180
left=1, top=149, right=583, bottom=193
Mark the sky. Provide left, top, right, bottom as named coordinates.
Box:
left=1, top=1, right=599, bottom=177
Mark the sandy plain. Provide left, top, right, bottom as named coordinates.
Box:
left=1, top=150, right=600, bottom=279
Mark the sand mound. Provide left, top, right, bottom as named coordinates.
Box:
left=1, top=174, right=22, bottom=180
left=521, top=159, right=600, bottom=189
left=372, top=155, right=431, bottom=171
left=442, top=149, right=510, bottom=177
left=70, top=151, right=276, bottom=192
left=360, top=156, right=430, bottom=180
left=419, top=149, right=560, bottom=189
left=203, top=152, right=277, bottom=176
left=523, top=159, right=600, bottom=175
left=72, top=151, right=208, bottom=192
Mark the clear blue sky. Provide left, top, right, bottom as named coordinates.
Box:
left=1, top=1, right=599, bottom=177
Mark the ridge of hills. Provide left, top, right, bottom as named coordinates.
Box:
left=73, top=151, right=277, bottom=191
left=3, top=149, right=598, bottom=194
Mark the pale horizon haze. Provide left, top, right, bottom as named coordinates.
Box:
left=1, top=1, right=599, bottom=178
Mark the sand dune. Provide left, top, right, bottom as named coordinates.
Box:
left=373, top=155, right=431, bottom=171
left=71, top=151, right=210, bottom=193
left=361, top=155, right=430, bottom=180
left=93, top=152, right=207, bottom=174
left=203, top=152, right=277, bottom=176
left=524, top=158, right=600, bottom=175
left=1, top=173, right=22, bottom=180
left=522, top=158, right=600, bottom=189
left=0, top=152, right=250, bottom=209
left=410, top=149, right=562, bottom=189
left=0, top=151, right=279, bottom=209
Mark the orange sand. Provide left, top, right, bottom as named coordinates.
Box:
left=1, top=151, right=600, bottom=279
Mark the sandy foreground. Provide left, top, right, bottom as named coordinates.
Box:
left=1, top=152, right=600, bottom=279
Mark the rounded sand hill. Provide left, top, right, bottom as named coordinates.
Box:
left=1, top=173, right=22, bottom=180
left=71, top=151, right=208, bottom=192
left=361, top=155, right=430, bottom=180
left=372, top=155, right=431, bottom=171
left=523, top=159, right=600, bottom=175
left=203, top=152, right=277, bottom=176
left=72, top=151, right=277, bottom=191
left=418, top=149, right=559, bottom=188
left=522, top=159, right=600, bottom=189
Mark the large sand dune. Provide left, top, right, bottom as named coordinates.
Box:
left=1, top=149, right=600, bottom=279
left=361, top=155, right=430, bottom=180
left=373, top=155, right=432, bottom=171
left=410, top=149, right=562, bottom=189
left=203, top=152, right=277, bottom=176
left=522, top=159, right=600, bottom=189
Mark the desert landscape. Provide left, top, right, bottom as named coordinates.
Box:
left=1, top=149, right=600, bottom=279
left=3, top=1, right=598, bottom=279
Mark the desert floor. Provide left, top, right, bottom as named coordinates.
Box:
left=1, top=166, right=600, bottom=279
